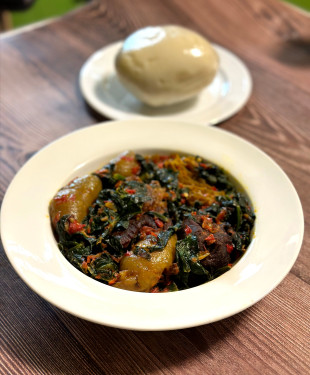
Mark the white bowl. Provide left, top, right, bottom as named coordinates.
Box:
left=0, top=120, right=304, bottom=331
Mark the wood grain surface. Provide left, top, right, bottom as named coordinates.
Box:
left=0, top=0, right=309, bottom=374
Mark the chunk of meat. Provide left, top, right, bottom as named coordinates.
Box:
left=181, top=218, right=232, bottom=270
left=113, top=234, right=177, bottom=292
left=50, top=175, right=102, bottom=228
left=142, top=181, right=168, bottom=214
left=114, top=214, right=156, bottom=248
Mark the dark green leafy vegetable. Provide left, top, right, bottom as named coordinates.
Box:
left=51, top=152, right=255, bottom=292
left=148, top=227, right=177, bottom=252
left=87, top=253, right=118, bottom=282
left=176, top=235, right=211, bottom=288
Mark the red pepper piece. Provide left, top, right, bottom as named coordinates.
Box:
left=216, top=208, right=227, bottom=223
left=108, top=275, right=120, bottom=285
left=125, top=188, right=136, bottom=194
left=154, top=218, right=164, bottom=228
left=131, top=166, right=140, bottom=175
left=68, top=220, right=85, bottom=234
left=201, top=215, right=213, bottom=230
left=184, top=225, right=192, bottom=235
left=226, top=244, right=234, bottom=253
left=86, top=254, right=99, bottom=263
left=81, top=260, right=88, bottom=272
left=205, top=234, right=216, bottom=245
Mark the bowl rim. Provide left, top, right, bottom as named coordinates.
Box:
left=0, top=119, right=304, bottom=330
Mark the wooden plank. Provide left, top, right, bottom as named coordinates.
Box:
left=0, top=0, right=309, bottom=374
left=1, top=251, right=308, bottom=375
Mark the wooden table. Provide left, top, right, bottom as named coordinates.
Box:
left=1, top=0, right=309, bottom=373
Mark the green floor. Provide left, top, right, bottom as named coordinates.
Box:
left=284, top=0, right=310, bottom=11
left=10, top=0, right=310, bottom=29
left=11, top=0, right=87, bottom=28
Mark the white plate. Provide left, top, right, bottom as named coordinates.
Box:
left=79, top=42, right=252, bottom=125
left=1, top=120, right=303, bottom=331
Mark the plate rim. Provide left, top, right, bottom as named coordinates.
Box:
left=79, top=41, right=253, bottom=125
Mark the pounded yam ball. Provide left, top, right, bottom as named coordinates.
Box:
left=115, top=25, right=219, bottom=107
